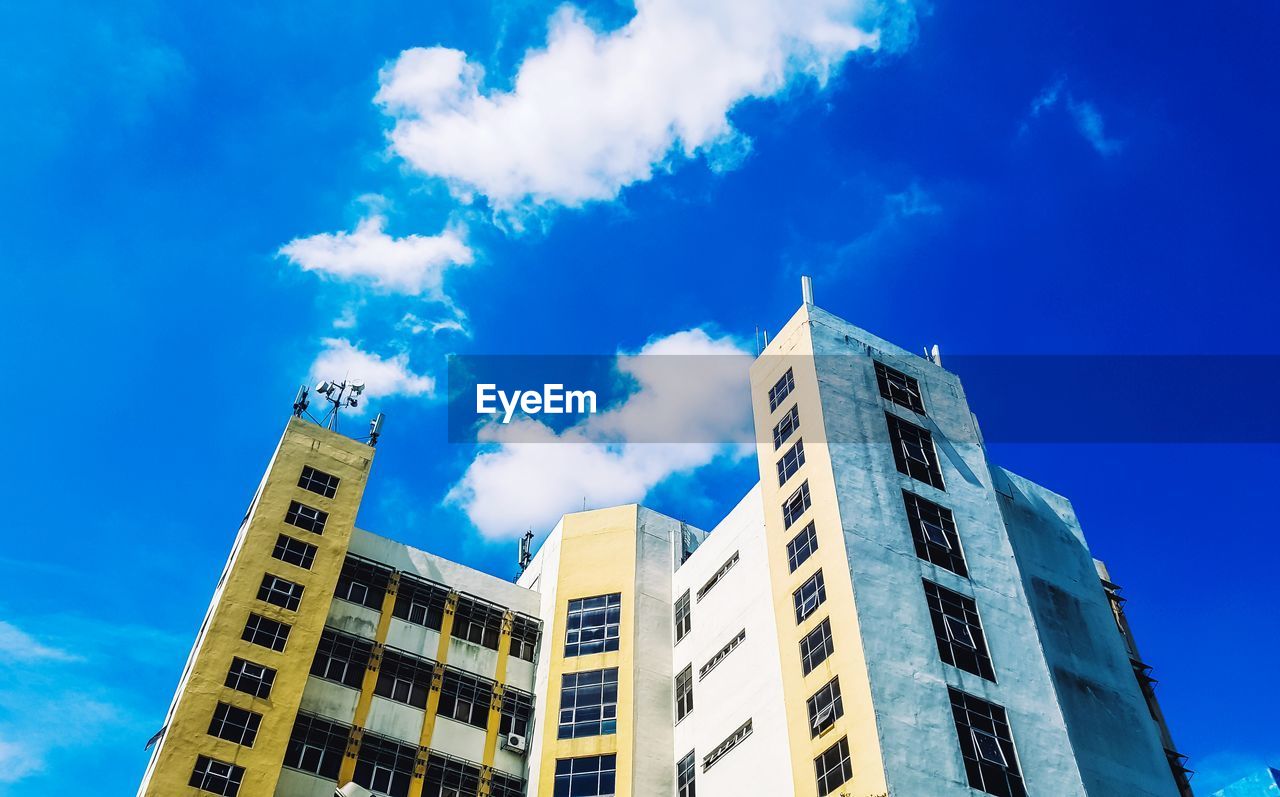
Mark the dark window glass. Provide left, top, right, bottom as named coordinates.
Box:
left=806, top=677, right=844, bottom=737
left=310, top=628, right=373, bottom=688
left=374, top=648, right=436, bottom=708
left=699, top=630, right=746, bottom=680
left=285, top=500, right=328, bottom=534
left=297, top=465, right=340, bottom=498
left=452, top=595, right=504, bottom=650
left=425, top=754, right=483, bottom=797
left=393, top=574, right=450, bottom=631
left=800, top=618, right=834, bottom=675
left=674, top=591, right=692, bottom=643
left=782, top=482, right=812, bottom=529
left=257, top=573, right=304, bottom=611
left=703, top=719, right=752, bottom=771
left=677, top=751, right=696, bottom=797
left=242, top=613, right=290, bottom=652
left=875, top=360, right=925, bottom=414
left=675, top=665, right=694, bottom=722
left=903, top=492, right=967, bottom=577
left=438, top=668, right=494, bottom=728
left=565, top=593, right=621, bottom=657
left=490, top=771, right=526, bottom=797
left=814, top=736, right=853, bottom=796
left=558, top=668, right=619, bottom=738
left=772, top=405, right=800, bottom=450
left=768, top=369, right=795, bottom=412
left=924, top=580, right=996, bottom=681
left=189, top=755, right=244, bottom=796
left=886, top=413, right=945, bottom=489
left=793, top=570, right=827, bottom=624
left=696, top=552, right=739, bottom=601
left=225, top=657, right=275, bottom=699
left=284, top=713, right=350, bottom=780
left=352, top=731, right=417, bottom=797
left=553, top=754, right=616, bottom=797
left=511, top=614, right=542, bottom=662
left=949, top=688, right=1026, bottom=797
left=335, top=555, right=393, bottom=610
left=777, top=439, right=806, bottom=486
left=272, top=534, right=317, bottom=570
left=787, top=522, right=819, bottom=573
left=208, top=702, right=261, bottom=747
left=500, top=688, right=535, bottom=737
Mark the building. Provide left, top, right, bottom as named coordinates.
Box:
left=1211, top=768, right=1280, bottom=797
left=138, top=296, right=1191, bottom=797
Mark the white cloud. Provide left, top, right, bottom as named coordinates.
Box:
left=309, top=338, right=436, bottom=407
left=0, top=739, right=43, bottom=784
left=1023, top=76, right=1123, bottom=157
left=0, top=621, right=78, bottom=663
left=447, top=328, right=753, bottom=539
left=280, top=211, right=473, bottom=296
left=376, top=0, right=917, bottom=211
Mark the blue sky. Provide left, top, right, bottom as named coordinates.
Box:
left=2, top=0, right=1277, bottom=793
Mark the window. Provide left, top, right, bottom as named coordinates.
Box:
left=439, top=668, right=494, bottom=728
left=565, top=593, right=621, bottom=657
left=698, top=629, right=745, bottom=680
left=353, top=731, right=417, bottom=797
left=772, top=405, right=800, bottom=449
left=425, top=754, right=483, bottom=797
left=768, top=368, right=795, bottom=412
left=297, top=465, right=340, bottom=498
left=875, top=360, right=925, bottom=414
left=703, top=718, right=752, bottom=771
left=903, top=491, right=967, bottom=577
left=675, top=665, right=694, bottom=722
left=776, top=439, right=806, bottom=486
left=257, top=573, right=304, bottom=611
left=500, top=688, right=535, bottom=738
left=886, top=413, right=944, bottom=489
left=335, top=555, right=393, bottom=610
left=787, top=522, right=819, bottom=573
left=375, top=648, right=436, bottom=708
left=272, top=534, right=317, bottom=570
left=696, top=552, right=739, bottom=601
left=452, top=595, right=504, bottom=650
left=674, top=591, right=692, bottom=643
left=924, top=581, right=995, bottom=681
left=225, top=657, right=275, bottom=699
left=511, top=614, right=541, bottom=662
left=677, top=751, right=696, bottom=797
left=242, top=613, right=290, bottom=652
left=393, top=574, right=450, bottom=631
left=558, top=668, right=618, bottom=738
left=311, top=628, right=373, bottom=688
left=208, top=702, right=261, bottom=747
left=284, top=712, right=349, bottom=780
left=490, top=771, right=526, bottom=797
left=806, top=677, right=844, bottom=737
left=793, top=570, right=827, bottom=624
left=800, top=618, right=834, bottom=675
left=814, top=736, right=853, bottom=796
left=189, top=755, right=244, bottom=796
left=949, top=688, right=1026, bottom=797
left=553, top=754, right=616, bottom=797
left=782, top=482, right=812, bottom=529
left=285, top=500, right=328, bottom=534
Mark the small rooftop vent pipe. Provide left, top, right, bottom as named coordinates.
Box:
left=801, top=275, right=814, bottom=306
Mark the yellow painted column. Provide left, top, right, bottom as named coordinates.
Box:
left=478, top=611, right=515, bottom=797
left=338, top=571, right=400, bottom=784
left=407, top=592, right=460, bottom=797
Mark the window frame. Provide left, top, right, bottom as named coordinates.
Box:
left=886, top=413, right=945, bottom=490
left=948, top=688, right=1026, bottom=797
left=903, top=491, right=967, bottom=577
left=564, top=593, right=622, bottom=657
left=225, top=657, right=275, bottom=699
left=272, top=533, right=317, bottom=570
left=786, top=521, right=819, bottom=573
left=208, top=702, right=262, bottom=747
left=284, top=712, right=350, bottom=781
left=189, top=754, right=245, bottom=797
left=792, top=570, right=827, bottom=624
left=297, top=465, right=340, bottom=498
left=558, top=668, right=619, bottom=739
left=553, top=754, right=617, bottom=797
left=675, top=665, right=694, bottom=722
left=776, top=438, right=806, bottom=486
left=768, top=368, right=795, bottom=412
left=875, top=360, right=926, bottom=414
left=772, top=404, right=800, bottom=450
left=799, top=618, right=834, bottom=675
left=814, top=736, right=853, bottom=796
left=674, top=590, right=692, bottom=644
left=924, top=580, right=996, bottom=681
left=782, top=481, right=812, bottom=529
left=242, top=612, right=290, bottom=652
left=284, top=500, right=328, bottom=534
left=257, top=573, right=304, bottom=612
left=806, top=677, right=845, bottom=738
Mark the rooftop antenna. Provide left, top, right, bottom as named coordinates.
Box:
left=518, top=530, right=534, bottom=575
left=801, top=274, right=814, bottom=306
left=928, top=344, right=942, bottom=366
left=368, top=413, right=385, bottom=448
left=292, top=385, right=310, bottom=417
left=313, top=378, right=365, bottom=432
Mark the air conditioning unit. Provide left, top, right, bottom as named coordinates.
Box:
left=503, top=733, right=528, bottom=753
left=335, top=783, right=374, bottom=797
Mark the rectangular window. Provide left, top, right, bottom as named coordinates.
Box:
left=806, top=677, right=844, bottom=737
left=225, top=657, right=275, bottom=699
left=500, top=688, right=535, bottom=738
left=776, top=439, right=806, bottom=486
left=674, top=591, right=692, bottom=643
left=208, top=702, right=261, bottom=747
left=426, top=754, right=483, bottom=797
left=925, top=581, right=996, bottom=681
left=297, top=465, right=340, bottom=498
left=353, top=731, right=417, bottom=797
left=768, top=368, right=795, bottom=412
left=565, top=593, right=621, bottom=657
left=554, top=754, right=616, bottom=797
left=189, top=755, right=244, bottom=796
left=677, top=751, right=696, bottom=797
left=814, top=736, right=853, bottom=796
left=257, top=573, right=304, bottom=611
left=793, top=570, right=827, bottom=624
left=886, top=413, right=945, bottom=489
left=675, top=665, right=694, bottom=722
left=374, top=648, right=436, bottom=708
left=696, top=551, right=739, bottom=602
left=875, top=360, right=925, bottom=414
left=284, top=712, right=350, bottom=780
left=800, top=618, right=834, bottom=675
left=903, top=491, right=967, bottom=577
left=439, top=668, right=495, bottom=729
left=782, top=482, right=812, bottom=529
left=772, top=404, right=800, bottom=449
left=949, top=688, right=1026, bottom=797
left=511, top=614, right=541, bottom=662
left=242, top=612, right=290, bottom=652
left=490, top=771, right=526, bottom=797
left=699, top=629, right=746, bottom=680
left=558, top=668, right=619, bottom=738
left=703, top=718, right=752, bottom=772
left=285, top=500, right=328, bottom=534
left=335, top=555, right=393, bottom=610
left=272, top=533, right=317, bottom=570
left=392, top=574, right=450, bottom=631
left=311, top=628, right=373, bottom=688
left=786, top=522, right=819, bottom=573
left=452, top=595, right=505, bottom=650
